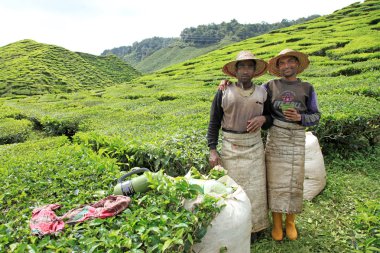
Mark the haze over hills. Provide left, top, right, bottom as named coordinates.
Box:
left=101, top=16, right=320, bottom=73
left=0, top=39, right=140, bottom=97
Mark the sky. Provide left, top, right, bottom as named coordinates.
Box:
left=0, top=0, right=362, bottom=55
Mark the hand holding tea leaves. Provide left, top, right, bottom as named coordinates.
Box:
left=283, top=108, right=301, bottom=122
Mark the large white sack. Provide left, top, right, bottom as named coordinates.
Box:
left=304, top=131, right=327, bottom=200
left=184, top=175, right=251, bottom=253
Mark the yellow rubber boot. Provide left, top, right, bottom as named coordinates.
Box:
left=271, top=212, right=283, bottom=241
left=285, top=214, right=298, bottom=240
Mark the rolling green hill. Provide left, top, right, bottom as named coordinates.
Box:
left=0, top=0, right=379, bottom=252
left=1, top=0, right=379, bottom=157
left=133, top=39, right=233, bottom=73
left=130, top=0, right=380, bottom=155
left=0, top=39, right=140, bottom=96
left=104, top=16, right=320, bottom=73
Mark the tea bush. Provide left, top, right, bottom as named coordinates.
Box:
left=315, top=93, right=380, bottom=155
left=353, top=199, right=380, bottom=252
left=0, top=118, right=33, bottom=144
left=0, top=40, right=140, bottom=96
left=74, top=130, right=210, bottom=176
left=0, top=137, right=222, bottom=252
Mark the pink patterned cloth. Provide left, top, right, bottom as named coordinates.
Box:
left=30, top=195, right=131, bottom=236
left=30, top=204, right=65, bottom=236
left=62, top=195, right=131, bottom=223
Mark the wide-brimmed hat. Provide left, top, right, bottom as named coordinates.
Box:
left=268, top=49, right=310, bottom=77
left=222, top=51, right=268, bottom=78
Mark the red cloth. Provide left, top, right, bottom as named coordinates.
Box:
left=30, top=195, right=131, bottom=236
left=30, top=204, right=65, bottom=236
left=62, top=195, right=131, bottom=224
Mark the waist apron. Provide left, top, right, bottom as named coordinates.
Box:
left=265, top=119, right=306, bottom=214
left=221, top=130, right=269, bottom=232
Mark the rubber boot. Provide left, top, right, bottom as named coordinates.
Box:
left=285, top=214, right=298, bottom=240
left=271, top=212, right=283, bottom=241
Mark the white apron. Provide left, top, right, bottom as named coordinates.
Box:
left=221, top=130, right=269, bottom=232
left=265, top=119, right=306, bottom=214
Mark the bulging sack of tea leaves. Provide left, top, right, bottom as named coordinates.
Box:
left=304, top=131, right=326, bottom=201
left=184, top=175, right=251, bottom=253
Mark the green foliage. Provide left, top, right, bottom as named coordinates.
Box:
left=102, top=37, right=178, bottom=65
left=180, top=16, right=320, bottom=46
left=330, top=59, right=380, bottom=77
left=77, top=52, right=140, bottom=83
left=0, top=1, right=379, bottom=252
left=353, top=199, right=380, bottom=252
left=187, top=166, right=227, bottom=181
left=1, top=0, right=379, bottom=157
left=40, top=115, right=81, bottom=137
left=0, top=39, right=140, bottom=97
left=315, top=93, right=380, bottom=155
left=74, top=130, right=209, bottom=176
left=251, top=147, right=380, bottom=253
left=135, top=43, right=224, bottom=74
left=0, top=139, right=222, bottom=252
left=102, top=16, right=320, bottom=73
left=0, top=118, right=33, bottom=144
left=0, top=103, right=23, bottom=119
left=126, top=0, right=379, bottom=156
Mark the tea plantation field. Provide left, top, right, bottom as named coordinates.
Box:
left=0, top=0, right=379, bottom=252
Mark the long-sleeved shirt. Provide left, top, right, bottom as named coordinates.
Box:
left=263, top=78, right=321, bottom=127
left=207, top=84, right=273, bottom=149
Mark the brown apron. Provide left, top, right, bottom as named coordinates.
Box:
left=265, top=119, right=306, bottom=214
left=221, top=130, right=269, bottom=232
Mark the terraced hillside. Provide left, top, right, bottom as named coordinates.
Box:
left=1, top=0, right=379, bottom=161
left=2, top=0, right=380, bottom=156
left=0, top=39, right=140, bottom=96
left=132, top=0, right=380, bottom=155
left=0, top=1, right=379, bottom=252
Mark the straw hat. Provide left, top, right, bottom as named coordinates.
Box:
left=268, top=49, right=310, bottom=77
left=222, top=51, right=268, bottom=78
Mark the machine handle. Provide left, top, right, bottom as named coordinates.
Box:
left=117, top=167, right=150, bottom=183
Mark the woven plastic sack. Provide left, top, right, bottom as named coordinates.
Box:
left=184, top=175, right=251, bottom=253
left=304, top=132, right=326, bottom=200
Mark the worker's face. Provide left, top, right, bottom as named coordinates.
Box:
left=235, top=60, right=256, bottom=83
left=277, top=56, right=299, bottom=78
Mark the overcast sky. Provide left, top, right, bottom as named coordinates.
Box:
left=0, top=0, right=361, bottom=55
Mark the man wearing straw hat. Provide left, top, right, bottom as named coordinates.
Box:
left=264, top=49, right=320, bottom=241
left=207, top=50, right=273, bottom=242
left=217, top=48, right=321, bottom=241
